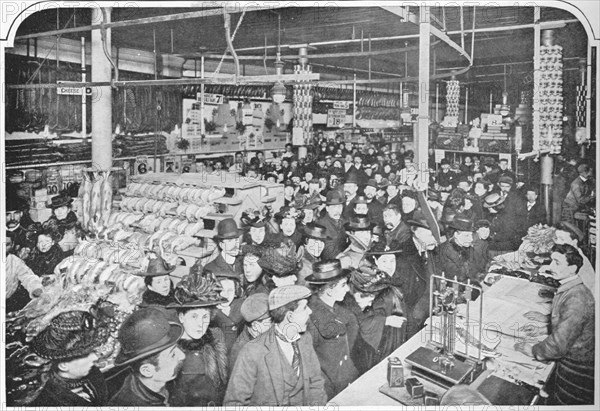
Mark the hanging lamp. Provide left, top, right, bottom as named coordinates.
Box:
left=499, top=64, right=510, bottom=117
left=271, top=14, right=286, bottom=104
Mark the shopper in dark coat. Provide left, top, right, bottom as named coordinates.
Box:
left=137, top=254, right=179, bottom=322
left=306, top=260, right=359, bottom=399
left=224, top=285, right=327, bottom=406
left=317, top=191, right=348, bottom=260
left=25, top=222, right=64, bottom=277
left=486, top=176, right=528, bottom=252
left=28, top=311, right=110, bottom=407
left=109, top=308, right=185, bottom=407
left=438, top=215, right=482, bottom=288
left=167, top=271, right=230, bottom=406
left=204, top=218, right=245, bottom=282
left=525, top=185, right=547, bottom=227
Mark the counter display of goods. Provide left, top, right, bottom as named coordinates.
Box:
left=5, top=241, right=148, bottom=405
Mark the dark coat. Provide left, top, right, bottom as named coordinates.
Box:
left=307, top=295, right=359, bottom=399
left=390, top=240, right=427, bottom=311
left=213, top=298, right=244, bottom=353
left=224, top=326, right=327, bottom=406
left=438, top=239, right=480, bottom=284
left=204, top=253, right=243, bottom=282
left=316, top=213, right=348, bottom=260
left=140, top=286, right=178, bottom=322
left=367, top=199, right=384, bottom=225
left=25, top=243, right=64, bottom=276
left=385, top=221, right=412, bottom=248
left=526, top=200, right=547, bottom=228
left=168, top=328, right=229, bottom=406
left=472, top=236, right=489, bottom=275
left=108, top=372, right=169, bottom=406
left=489, top=190, right=528, bottom=251
left=29, top=367, right=108, bottom=407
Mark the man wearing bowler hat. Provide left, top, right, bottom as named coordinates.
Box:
left=204, top=218, right=245, bottom=282
left=341, top=171, right=361, bottom=219
left=229, top=293, right=273, bottom=370
left=337, top=216, right=375, bottom=269
left=109, top=307, right=185, bottom=406
left=306, top=260, right=359, bottom=399
left=297, top=222, right=330, bottom=285
left=225, top=285, right=327, bottom=406
left=28, top=310, right=110, bottom=406
left=6, top=195, right=33, bottom=257
left=438, top=214, right=482, bottom=288
left=317, top=190, right=348, bottom=260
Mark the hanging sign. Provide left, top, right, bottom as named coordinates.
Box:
left=333, top=101, right=351, bottom=109
left=327, top=109, right=347, bottom=128
left=197, top=93, right=224, bottom=105
left=57, top=87, right=93, bottom=96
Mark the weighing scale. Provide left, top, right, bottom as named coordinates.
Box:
left=404, top=274, right=485, bottom=389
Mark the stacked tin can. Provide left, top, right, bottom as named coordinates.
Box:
left=534, top=30, right=563, bottom=154
left=445, top=79, right=460, bottom=118
left=293, top=64, right=313, bottom=145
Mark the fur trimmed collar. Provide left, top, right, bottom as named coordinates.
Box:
left=177, top=328, right=228, bottom=387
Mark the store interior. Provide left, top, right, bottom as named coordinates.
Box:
left=2, top=3, right=598, bottom=408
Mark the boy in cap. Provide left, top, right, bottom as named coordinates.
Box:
left=229, top=293, right=273, bottom=370
left=109, top=307, right=185, bottom=406
left=224, top=285, right=327, bottom=406
left=28, top=310, right=110, bottom=406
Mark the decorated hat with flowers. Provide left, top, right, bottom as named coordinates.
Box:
left=168, top=266, right=227, bottom=309
left=241, top=206, right=272, bottom=228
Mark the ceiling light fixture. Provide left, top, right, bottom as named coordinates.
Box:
left=271, top=14, right=286, bottom=104
left=499, top=64, right=510, bottom=117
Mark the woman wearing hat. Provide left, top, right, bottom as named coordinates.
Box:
left=363, top=242, right=413, bottom=345
left=240, top=207, right=273, bottom=247
left=343, top=265, right=405, bottom=375
left=241, top=244, right=274, bottom=296
left=25, top=220, right=65, bottom=277
left=211, top=270, right=245, bottom=354
left=337, top=216, right=374, bottom=269
left=28, top=310, right=110, bottom=406
left=297, top=223, right=329, bottom=285
left=306, top=260, right=359, bottom=399
left=166, top=270, right=229, bottom=406
left=45, top=194, right=78, bottom=228
left=137, top=253, right=178, bottom=317
left=273, top=206, right=305, bottom=248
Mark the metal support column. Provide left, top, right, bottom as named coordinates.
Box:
left=417, top=7, right=431, bottom=183
left=91, top=7, right=113, bottom=171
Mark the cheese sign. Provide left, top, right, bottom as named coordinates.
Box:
left=58, top=87, right=92, bottom=96
left=327, top=109, right=347, bottom=127
left=196, top=93, right=224, bottom=105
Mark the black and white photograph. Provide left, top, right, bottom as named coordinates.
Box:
left=1, top=0, right=598, bottom=408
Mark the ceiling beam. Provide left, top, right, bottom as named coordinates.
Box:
left=14, top=6, right=276, bottom=40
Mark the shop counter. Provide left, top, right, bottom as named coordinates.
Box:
left=330, top=277, right=555, bottom=406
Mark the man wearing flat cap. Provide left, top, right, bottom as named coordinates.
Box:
left=224, top=285, right=327, bottom=406
left=229, top=293, right=273, bottom=370
left=28, top=310, right=110, bottom=406
left=109, top=307, right=185, bottom=406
